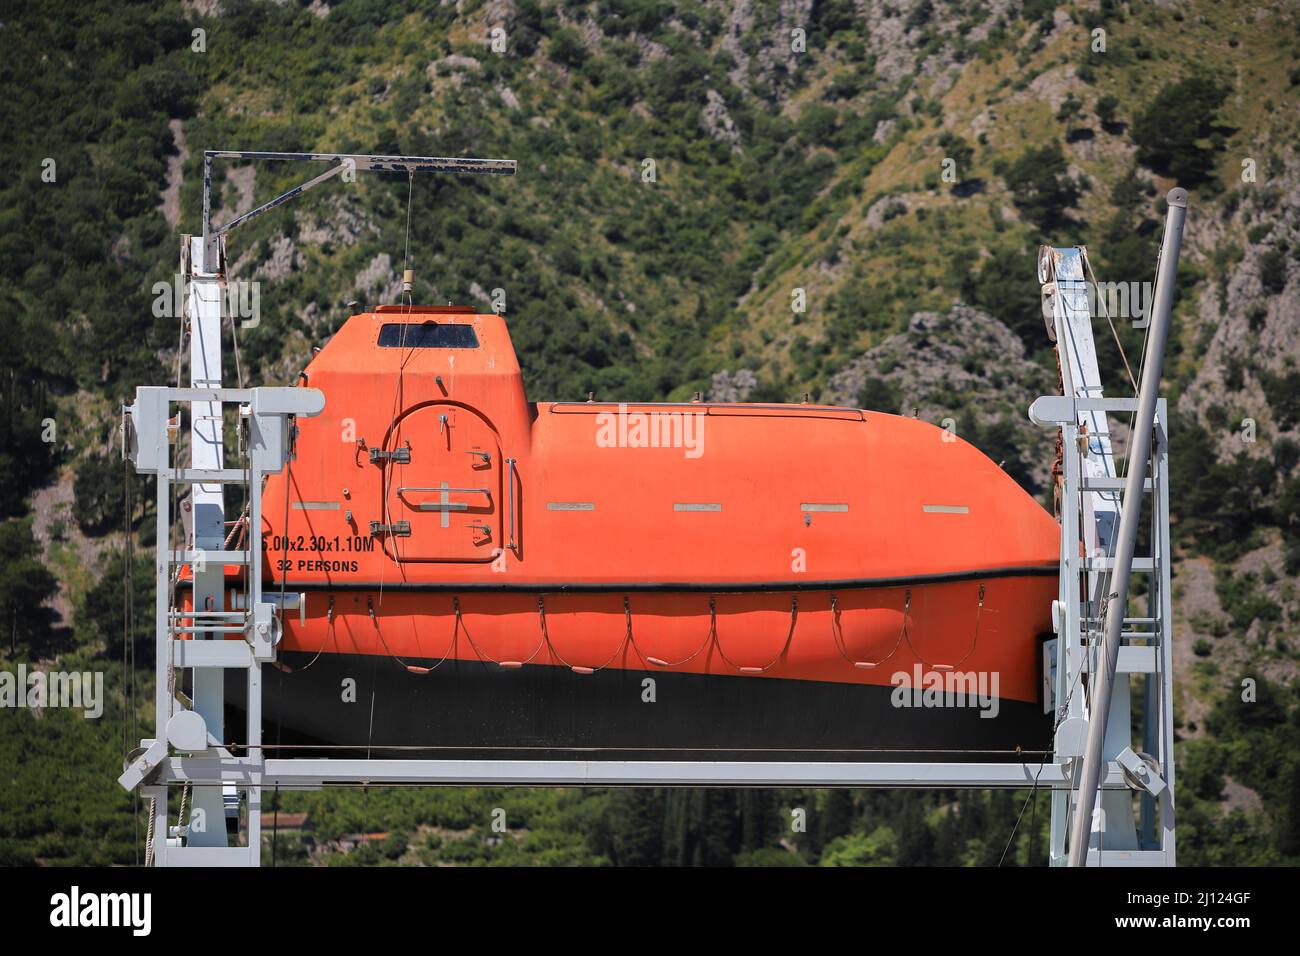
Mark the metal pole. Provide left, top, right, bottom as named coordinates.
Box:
left=1068, top=187, right=1187, bottom=866
left=187, top=234, right=229, bottom=849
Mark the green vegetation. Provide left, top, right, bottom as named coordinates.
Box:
left=1130, top=75, right=1231, bottom=187
left=999, top=143, right=1080, bottom=235
left=0, top=520, right=59, bottom=657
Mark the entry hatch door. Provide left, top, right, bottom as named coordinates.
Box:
left=381, top=404, right=501, bottom=562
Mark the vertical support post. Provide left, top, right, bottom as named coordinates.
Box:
left=1140, top=472, right=1160, bottom=847
left=155, top=469, right=171, bottom=735
left=1154, top=412, right=1177, bottom=863
left=187, top=234, right=229, bottom=849
left=1048, top=415, right=1079, bottom=865
left=1068, top=189, right=1187, bottom=866
left=246, top=781, right=262, bottom=866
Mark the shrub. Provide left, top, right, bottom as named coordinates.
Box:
left=1000, top=142, right=1080, bottom=234
left=1131, top=75, right=1230, bottom=186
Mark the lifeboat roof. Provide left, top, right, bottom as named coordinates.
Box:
left=307, top=306, right=520, bottom=379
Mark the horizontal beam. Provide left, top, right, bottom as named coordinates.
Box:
left=204, top=150, right=516, bottom=176
left=169, top=640, right=253, bottom=668
left=171, top=549, right=249, bottom=565
left=154, top=757, right=1132, bottom=790
left=213, top=161, right=347, bottom=238
left=1030, top=395, right=1168, bottom=426
left=1081, top=645, right=1158, bottom=674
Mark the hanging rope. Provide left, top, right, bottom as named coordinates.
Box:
left=177, top=784, right=191, bottom=842
left=1083, top=251, right=1137, bottom=392
left=904, top=584, right=985, bottom=671
left=711, top=595, right=799, bottom=673
left=830, top=590, right=909, bottom=669
left=458, top=596, right=546, bottom=668
left=376, top=171, right=421, bottom=595
left=144, top=796, right=156, bottom=867
left=293, top=594, right=334, bottom=673
left=402, top=169, right=414, bottom=281
left=222, top=502, right=249, bottom=549
left=536, top=595, right=636, bottom=674
left=1001, top=640, right=1084, bottom=866
left=619, top=596, right=655, bottom=669
left=645, top=596, right=719, bottom=669
left=364, top=595, right=424, bottom=671
left=405, top=598, right=464, bottom=675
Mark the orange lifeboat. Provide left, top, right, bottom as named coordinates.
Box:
left=245, top=305, right=1060, bottom=760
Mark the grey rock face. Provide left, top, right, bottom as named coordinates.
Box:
left=708, top=368, right=759, bottom=402
left=1178, top=162, right=1300, bottom=464
left=825, top=303, right=1056, bottom=492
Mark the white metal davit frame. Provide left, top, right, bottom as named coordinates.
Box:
left=116, top=153, right=1180, bottom=867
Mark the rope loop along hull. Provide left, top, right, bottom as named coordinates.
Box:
left=239, top=574, right=1056, bottom=760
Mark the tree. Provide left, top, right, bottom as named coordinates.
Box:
left=81, top=549, right=153, bottom=662
left=72, top=450, right=126, bottom=535
left=1095, top=93, right=1121, bottom=129
left=1055, top=93, right=1083, bottom=126
left=819, top=826, right=899, bottom=866
left=1278, top=763, right=1300, bottom=856
left=604, top=788, right=665, bottom=866
left=0, top=518, right=58, bottom=656
left=1259, top=249, right=1287, bottom=295
left=549, top=28, right=588, bottom=68
left=1131, top=75, right=1230, bottom=186
left=959, top=240, right=1046, bottom=347
left=1000, top=142, right=1080, bottom=234
left=938, top=131, right=975, bottom=180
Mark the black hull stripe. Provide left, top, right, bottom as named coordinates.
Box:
left=234, top=652, right=1054, bottom=763
left=259, top=565, right=1058, bottom=594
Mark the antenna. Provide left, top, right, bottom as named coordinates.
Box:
left=200, top=149, right=517, bottom=263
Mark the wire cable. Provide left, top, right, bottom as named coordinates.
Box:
left=710, top=595, right=799, bottom=673
left=830, top=590, right=907, bottom=668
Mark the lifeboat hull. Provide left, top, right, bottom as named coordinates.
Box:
left=217, top=307, right=1061, bottom=761
left=233, top=574, right=1055, bottom=761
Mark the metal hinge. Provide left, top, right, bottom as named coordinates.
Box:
left=369, top=520, right=411, bottom=537
left=369, top=447, right=411, bottom=464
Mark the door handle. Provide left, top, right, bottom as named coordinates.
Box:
left=506, top=458, right=517, bottom=552
left=396, top=486, right=492, bottom=511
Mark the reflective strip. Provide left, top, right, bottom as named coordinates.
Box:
left=547, top=502, right=595, bottom=511
left=800, top=503, right=848, bottom=512
left=292, top=501, right=339, bottom=511
left=923, top=504, right=970, bottom=514
left=674, top=503, right=722, bottom=512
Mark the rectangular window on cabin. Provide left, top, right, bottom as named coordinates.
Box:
left=377, top=322, right=479, bottom=348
